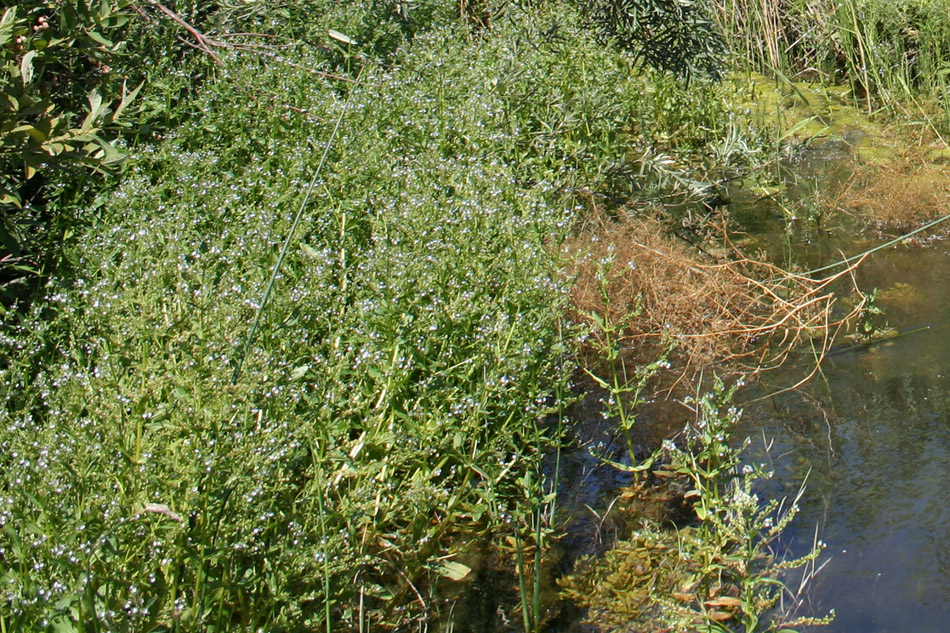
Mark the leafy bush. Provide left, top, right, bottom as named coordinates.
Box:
left=579, top=0, right=726, bottom=80
left=0, top=1, right=137, bottom=293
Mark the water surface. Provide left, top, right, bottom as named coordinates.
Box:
left=734, top=159, right=950, bottom=631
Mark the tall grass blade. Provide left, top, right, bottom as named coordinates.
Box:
left=231, top=79, right=356, bottom=385
left=805, top=211, right=950, bottom=276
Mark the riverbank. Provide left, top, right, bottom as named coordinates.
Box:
left=2, top=1, right=950, bottom=632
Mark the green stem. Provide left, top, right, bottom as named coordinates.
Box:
left=514, top=531, right=533, bottom=633
left=316, top=483, right=332, bottom=633
left=532, top=510, right=542, bottom=630
left=804, top=211, right=950, bottom=276
left=231, top=73, right=358, bottom=385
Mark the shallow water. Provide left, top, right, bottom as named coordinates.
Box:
left=449, top=142, right=950, bottom=632
left=732, top=151, right=950, bottom=631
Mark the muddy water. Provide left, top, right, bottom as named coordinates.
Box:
left=732, top=149, right=950, bottom=631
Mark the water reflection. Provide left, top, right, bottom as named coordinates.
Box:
left=740, top=239, right=950, bottom=632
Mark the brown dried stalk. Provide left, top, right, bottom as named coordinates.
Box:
left=565, top=213, right=864, bottom=391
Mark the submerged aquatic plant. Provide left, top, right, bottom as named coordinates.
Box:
left=562, top=378, right=834, bottom=632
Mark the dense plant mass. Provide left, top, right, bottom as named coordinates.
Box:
left=581, top=0, right=726, bottom=80
left=0, top=0, right=135, bottom=302
left=4, top=0, right=949, bottom=631
left=0, top=2, right=748, bottom=629
left=0, top=0, right=450, bottom=307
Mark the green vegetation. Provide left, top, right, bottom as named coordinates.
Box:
left=4, top=0, right=950, bottom=631
left=715, top=0, right=950, bottom=133
left=0, top=3, right=746, bottom=630
left=580, top=0, right=726, bottom=80
left=1, top=0, right=135, bottom=302
left=562, top=379, right=834, bottom=632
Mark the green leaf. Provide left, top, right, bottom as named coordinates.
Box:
left=0, top=6, right=15, bottom=28
left=435, top=560, right=472, bottom=581
left=111, top=80, right=143, bottom=122
left=581, top=367, right=610, bottom=390
left=86, top=30, right=114, bottom=48
left=328, top=29, right=357, bottom=46
left=0, top=8, right=15, bottom=47
left=81, top=90, right=106, bottom=132
left=20, top=50, right=37, bottom=85
left=25, top=124, right=48, bottom=143
left=588, top=310, right=605, bottom=330
left=0, top=214, right=24, bottom=257
left=300, top=243, right=320, bottom=259
left=629, top=451, right=658, bottom=472
left=92, top=134, right=126, bottom=166
left=0, top=192, right=22, bottom=208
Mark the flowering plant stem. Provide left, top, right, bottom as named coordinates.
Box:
left=583, top=258, right=669, bottom=467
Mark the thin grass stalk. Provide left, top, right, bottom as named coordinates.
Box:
left=805, top=211, right=950, bottom=276
left=231, top=74, right=357, bottom=385
left=532, top=465, right=548, bottom=631
left=845, top=1, right=871, bottom=113
left=532, top=509, right=542, bottom=631
left=941, top=72, right=950, bottom=131
left=761, top=0, right=782, bottom=73
left=547, top=350, right=565, bottom=540
left=316, top=482, right=332, bottom=633
left=901, top=76, right=947, bottom=145
left=514, top=530, right=533, bottom=633
left=533, top=523, right=546, bottom=625
left=715, top=0, right=787, bottom=75
left=215, top=572, right=228, bottom=630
